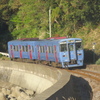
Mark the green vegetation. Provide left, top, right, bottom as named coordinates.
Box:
left=0, top=54, right=3, bottom=58
left=0, top=0, right=100, bottom=63
left=96, top=59, right=100, bottom=65
left=0, top=54, right=10, bottom=60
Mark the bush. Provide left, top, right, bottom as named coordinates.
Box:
left=95, top=59, right=100, bottom=65
left=0, top=54, right=3, bottom=58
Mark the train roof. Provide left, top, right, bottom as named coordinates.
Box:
left=8, top=37, right=82, bottom=44
left=44, top=37, right=82, bottom=41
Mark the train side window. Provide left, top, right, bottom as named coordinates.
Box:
left=40, top=46, right=45, bottom=53
left=48, top=46, right=50, bottom=53
left=13, top=45, right=15, bottom=51
left=32, top=46, right=34, bottom=52
left=60, top=44, right=67, bottom=52
left=41, top=46, right=43, bottom=53
left=76, top=42, right=82, bottom=50
left=50, top=46, right=53, bottom=53
left=48, top=46, right=53, bottom=53
left=22, top=46, right=25, bottom=52
left=14, top=45, right=16, bottom=50
left=17, top=46, right=19, bottom=51
left=15, top=46, right=18, bottom=51
left=26, top=46, right=28, bottom=52
left=24, top=46, right=26, bottom=52
left=40, top=46, right=42, bottom=53
left=12, top=45, right=18, bottom=51
left=51, top=46, right=54, bottom=53
left=43, top=46, right=45, bottom=53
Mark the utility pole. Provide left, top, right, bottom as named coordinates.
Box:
left=49, top=7, right=51, bottom=37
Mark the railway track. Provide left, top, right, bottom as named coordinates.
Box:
left=0, top=52, right=100, bottom=82
left=66, top=69, right=100, bottom=82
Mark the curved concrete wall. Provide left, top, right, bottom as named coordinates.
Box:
left=0, top=61, right=62, bottom=93
left=0, top=61, right=93, bottom=100
left=0, top=61, right=71, bottom=100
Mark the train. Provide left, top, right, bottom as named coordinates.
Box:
left=8, top=37, right=84, bottom=68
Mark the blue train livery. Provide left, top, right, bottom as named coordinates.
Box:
left=8, top=37, right=84, bottom=68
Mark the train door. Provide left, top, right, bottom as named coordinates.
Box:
left=75, top=42, right=83, bottom=61
left=59, top=42, right=69, bottom=67
left=68, top=43, right=77, bottom=63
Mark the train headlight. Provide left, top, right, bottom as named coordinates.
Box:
left=63, top=55, right=67, bottom=57
left=78, top=53, right=81, bottom=55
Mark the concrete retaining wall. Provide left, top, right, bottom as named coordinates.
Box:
left=0, top=61, right=63, bottom=93
left=0, top=61, right=92, bottom=100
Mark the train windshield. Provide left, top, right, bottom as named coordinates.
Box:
left=68, top=44, right=74, bottom=51
left=60, top=41, right=67, bottom=52
left=76, top=42, right=82, bottom=50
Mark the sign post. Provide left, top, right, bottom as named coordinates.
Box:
left=92, top=43, right=96, bottom=64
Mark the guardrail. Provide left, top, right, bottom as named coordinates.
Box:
left=0, top=52, right=9, bottom=57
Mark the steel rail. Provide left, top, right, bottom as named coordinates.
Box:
left=66, top=69, right=100, bottom=82
left=76, top=69, right=100, bottom=76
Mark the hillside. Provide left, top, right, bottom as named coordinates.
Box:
left=76, top=25, right=100, bottom=54
left=0, top=0, right=100, bottom=62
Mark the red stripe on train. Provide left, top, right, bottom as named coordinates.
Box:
left=19, top=45, right=22, bottom=58
left=54, top=45, right=58, bottom=62
left=45, top=45, right=48, bottom=61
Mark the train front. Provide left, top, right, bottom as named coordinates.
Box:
left=59, top=38, right=84, bottom=68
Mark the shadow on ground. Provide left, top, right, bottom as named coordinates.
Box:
left=47, top=75, right=93, bottom=100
